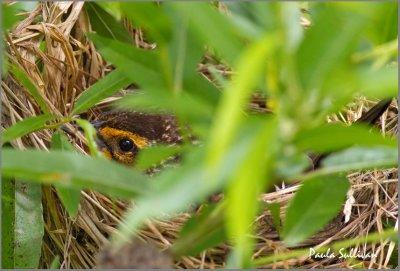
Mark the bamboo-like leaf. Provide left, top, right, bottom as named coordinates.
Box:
left=88, top=34, right=165, bottom=88
left=10, top=65, right=50, bottom=114
left=283, top=175, right=350, bottom=246
left=1, top=149, right=150, bottom=199
left=14, top=181, right=43, bottom=268
left=85, top=2, right=132, bottom=43
left=2, top=114, right=55, bottom=144
left=321, top=146, right=397, bottom=172
left=72, top=69, right=133, bottom=114
left=294, top=123, right=396, bottom=153
left=51, top=132, right=81, bottom=217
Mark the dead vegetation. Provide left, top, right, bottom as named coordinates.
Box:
left=1, top=2, right=398, bottom=269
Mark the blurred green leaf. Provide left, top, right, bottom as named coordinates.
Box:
left=96, top=2, right=121, bottom=20
left=321, top=146, right=397, bottom=172
left=75, top=119, right=102, bottom=158
left=85, top=2, right=132, bottom=43
left=1, top=177, right=15, bottom=268
left=357, top=65, right=397, bottom=99
left=51, top=132, right=81, bottom=217
left=283, top=175, right=349, bottom=246
left=135, top=145, right=182, bottom=171
left=121, top=2, right=172, bottom=43
left=206, top=34, right=278, bottom=178
left=173, top=202, right=226, bottom=256
left=2, top=3, right=23, bottom=31
left=225, top=119, right=277, bottom=268
left=73, top=69, right=133, bottom=115
left=14, top=181, right=43, bottom=268
left=1, top=149, right=150, bottom=199
left=88, top=33, right=165, bottom=88
left=294, top=123, right=396, bottom=153
left=172, top=2, right=244, bottom=65
left=10, top=65, right=50, bottom=113
left=266, top=202, right=282, bottom=234
left=2, top=114, right=55, bottom=144
left=296, top=4, right=365, bottom=91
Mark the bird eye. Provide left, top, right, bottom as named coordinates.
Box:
left=119, top=138, right=134, bottom=152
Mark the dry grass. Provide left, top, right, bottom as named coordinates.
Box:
left=1, top=2, right=398, bottom=269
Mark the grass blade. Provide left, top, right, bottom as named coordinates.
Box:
left=72, top=69, right=133, bottom=114
left=2, top=114, right=55, bottom=144
left=1, top=149, right=150, bottom=199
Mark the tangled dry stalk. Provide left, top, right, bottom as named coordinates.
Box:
left=1, top=2, right=397, bottom=269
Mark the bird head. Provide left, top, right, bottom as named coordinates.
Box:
left=93, top=111, right=180, bottom=165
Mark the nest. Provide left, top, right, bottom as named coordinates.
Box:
left=2, top=2, right=398, bottom=269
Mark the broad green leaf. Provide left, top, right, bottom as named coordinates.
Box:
left=172, top=2, right=245, bottom=65
left=2, top=3, right=23, bottom=31
left=173, top=202, right=226, bottom=256
left=206, top=34, right=278, bottom=179
left=10, top=65, right=50, bottom=114
left=135, top=145, right=182, bottom=170
left=2, top=114, right=55, bottom=144
left=283, top=175, right=350, bottom=246
left=14, top=181, right=43, bottom=268
left=85, top=2, right=133, bottom=43
left=225, top=119, right=277, bottom=268
left=294, top=123, right=396, bottom=153
left=296, top=4, right=365, bottom=91
left=51, top=132, right=81, bottom=217
left=1, top=149, right=150, bottom=199
left=1, top=177, right=15, bottom=268
left=116, top=88, right=214, bottom=125
left=88, top=34, right=165, bottom=88
left=121, top=2, right=172, bottom=43
left=321, top=146, right=397, bottom=173
left=73, top=70, right=133, bottom=115
left=357, top=65, right=397, bottom=99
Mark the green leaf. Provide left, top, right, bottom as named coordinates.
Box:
left=10, top=65, right=50, bottom=114
left=1, top=178, right=15, bottom=268
left=75, top=119, right=102, bottom=158
left=172, top=2, right=245, bottom=65
left=225, top=119, right=277, bottom=268
left=88, top=33, right=165, bottom=88
left=294, top=123, right=396, bottom=153
left=296, top=4, right=365, bottom=91
left=173, top=202, right=226, bottom=256
left=206, top=34, right=278, bottom=178
left=85, top=2, right=132, bottom=43
left=283, top=174, right=350, bottom=246
left=51, top=132, right=81, bottom=217
left=2, top=114, right=55, bottom=144
left=266, top=202, right=282, bottom=234
left=73, top=69, right=133, bottom=114
left=14, top=181, right=43, bottom=268
left=135, top=145, right=182, bottom=170
left=321, top=146, right=397, bottom=172
left=2, top=3, right=23, bottom=31
left=1, top=149, right=150, bottom=199
left=357, top=65, right=397, bottom=99
left=121, top=2, right=172, bottom=43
